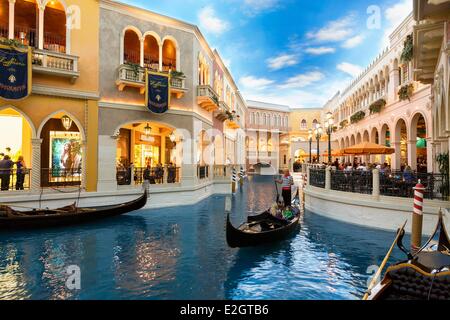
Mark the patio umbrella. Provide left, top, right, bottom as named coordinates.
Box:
left=322, top=150, right=344, bottom=157
left=342, top=142, right=395, bottom=155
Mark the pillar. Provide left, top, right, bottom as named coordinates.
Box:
left=325, top=166, right=331, bottom=190
left=161, top=135, right=166, bottom=164
left=158, top=44, right=163, bottom=71
left=407, top=140, right=417, bottom=170
left=81, top=140, right=87, bottom=190
left=8, top=0, right=14, bottom=40
left=388, top=68, right=399, bottom=104
left=392, top=141, right=402, bottom=170
left=38, top=5, right=44, bottom=50
left=372, top=168, right=380, bottom=199
left=427, top=138, right=434, bottom=173
left=140, top=39, right=144, bottom=67
left=30, top=138, right=42, bottom=192
left=97, top=135, right=119, bottom=192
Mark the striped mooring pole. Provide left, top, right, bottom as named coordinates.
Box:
left=231, top=167, right=237, bottom=193
left=411, top=180, right=425, bottom=252
left=239, top=166, right=245, bottom=187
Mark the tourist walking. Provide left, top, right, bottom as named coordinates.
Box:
left=275, top=169, right=294, bottom=208
left=0, top=155, right=14, bottom=191
left=15, top=156, right=27, bottom=190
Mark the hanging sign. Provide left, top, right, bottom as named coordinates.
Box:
left=145, top=70, right=170, bottom=114
left=0, top=44, right=32, bottom=100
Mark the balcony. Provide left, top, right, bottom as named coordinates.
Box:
left=197, top=85, right=219, bottom=112
left=32, top=49, right=79, bottom=83
left=116, top=64, right=188, bottom=97
left=214, top=101, right=230, bottom=122
left=226, top=118, right=240, bottom=129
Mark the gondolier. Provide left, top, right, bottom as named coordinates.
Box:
left=275, top=169, right=294, bottom=207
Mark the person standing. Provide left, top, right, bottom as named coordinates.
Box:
left=15, top=156, right=27, bottom=190
left=0, top=155, right=14, bottom=191
left=275, top=169, right=294, bottom=208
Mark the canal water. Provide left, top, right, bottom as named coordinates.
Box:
left=0, top=175, right=412, bottom=300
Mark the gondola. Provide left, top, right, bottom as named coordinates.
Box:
left=367, top=211, right=450, bottom=300
left=226, top=206, right=300, bottom=248
left=0, top=190, right=147, bottom=230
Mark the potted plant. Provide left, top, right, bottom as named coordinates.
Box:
left=369, top=98, right=387, bottom=114
left=170, top=70, right=185, bottom=78
left=400, top=34, right=413, bottom=63
left=398, top=83, right=414, bottom=101
left=340, top=119, right=349, bottom=128
left=350, top=111, right=365, bottom=124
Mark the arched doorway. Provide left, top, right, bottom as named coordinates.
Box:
left=39, top=113, right=83, bottom=187
left=411, top=113, right=428, bottom=172
left=0, top=107, right=34, bottom=190
left=14, top=0, right=37, bottom=47
left=116, top=121, right=179, bottom=185
left=123, top=29, right=141, bottom=65
left=162, top=38, right=177, bottom=72
left=143, top=34, right=160, bottom=70
left=43, top=0, right=67, bottom=53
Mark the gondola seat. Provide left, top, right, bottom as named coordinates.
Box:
left=382, top=264, right=450, bottom=300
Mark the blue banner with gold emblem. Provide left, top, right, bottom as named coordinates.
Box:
left=0, top=44, right=32, bottom=100
left=145, top=71, right=170, bottom=114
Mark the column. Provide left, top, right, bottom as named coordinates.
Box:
left=158, top=44, right=163, bottom=71
left=140, top=39, right=144, bottom=67
left=325, top=166, right=331, bottom=190
left=407, top=140, right=417, bottom=170
left=30, top=139, right=42, bottom=192
left=391, top=141, right=402, bottom=170
left=97, top=135, right=119, bottom=192
left=81, top=140, right=87, bottom=190
left=372, top=168, right=380, bottom=199
left=388, top=68, right=399, bottom=104
left=8, top=0, right=15, bottom=40
left=38, top=5, right=44, bottom=50
left=161, top=135, right=166, bottom=164
left=427, top=138, right=434, bottom=173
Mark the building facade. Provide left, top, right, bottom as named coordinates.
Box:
left=0, top=0, right=99, bottom=193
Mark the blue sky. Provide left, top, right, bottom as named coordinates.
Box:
left=123, top=0, right=412, bottom=108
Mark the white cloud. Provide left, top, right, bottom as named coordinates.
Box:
left=337, top=62, right=363, bottom=77
left=239, top=76, right=274, bottom=91
left=197, top=6, right=230, bottom=35
left=306, top=15, right=355, bottom=43
left=304, top=47, right=336, bottom=55
left=278, top=71, right=325, bottom=89
left=381, top=0, right=413, bottom=48
left=342, top=35, right=364, bottom=48
left=267, top=54, right=299, bottom=70
left=243, top=0, right=281, bottom=15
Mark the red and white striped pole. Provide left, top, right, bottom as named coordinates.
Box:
left=411, top=180, right=425, bottom=252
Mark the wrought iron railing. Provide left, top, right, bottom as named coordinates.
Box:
left=331, top=170, right=373, bottom=195
left=380, top=172, right=449, bottom=201
left=0, top=168, right=31, bottom=191
left=309, top=168, right=325, bottom=188
left=117, top=64, right=186, bottom=91
left=41, top=168, right=82, bottom=187
left=117, top=166, right=180, bottom=186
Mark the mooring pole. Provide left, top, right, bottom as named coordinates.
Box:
left=231, top=167, right=237, bottom=193
left=411, top=180, right=425, bottom=252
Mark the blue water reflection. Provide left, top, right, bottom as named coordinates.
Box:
left=0, top=175, right=412, bottom=300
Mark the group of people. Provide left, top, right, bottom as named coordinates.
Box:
left=0, top=148, right=27, bottom=191
left=117, top=160, right=177, bottom=185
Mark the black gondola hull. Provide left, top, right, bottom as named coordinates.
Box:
left=0, top=190, right=147, bottom=230
left=226, top=212, right=300, bottom=248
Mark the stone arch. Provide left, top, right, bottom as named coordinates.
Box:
left=0, top=104, right=37, bottom=138
left=161, top=35, right=180, bottom=71
left=37, top=110, right=85, bottom=141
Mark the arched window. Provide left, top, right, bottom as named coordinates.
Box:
left=301, top=119, right=307, bottom=130
left=14, top=0, right=38, bottom=47
left=312, top=119, right=318, bottom=128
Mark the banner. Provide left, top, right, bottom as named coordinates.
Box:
left=0, top=44, right=32, bottom=100
left=145, top=70, right=170, bottom=114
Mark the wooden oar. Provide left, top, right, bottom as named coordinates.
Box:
left=363, top=220, right=408, bottom=300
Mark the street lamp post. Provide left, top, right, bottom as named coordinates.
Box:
left=324, top=112, right=334, bottom=164
left=314, top=124, right=323, bottom=164
left=308, top=129, right=313, bottom=164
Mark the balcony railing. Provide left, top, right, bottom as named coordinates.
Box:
left=116, top=64, right=187, bottom=97
left=197, top=85, right=219, bottom=112
left=117, top=166, right=180, bottom=186
left=32, top=49, right=79, bottom=82
left=309, top=168, right=326, bottom=188
left=213, top=165, right=232, bottom=180
left=331, top=170, right=373, bottom=195
left=0, top=168, right=31, bottom=191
